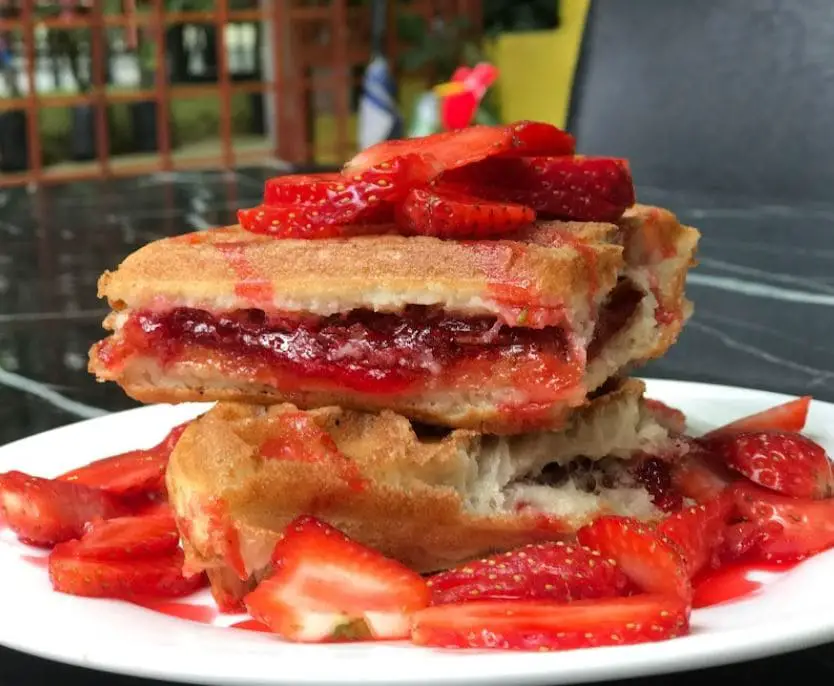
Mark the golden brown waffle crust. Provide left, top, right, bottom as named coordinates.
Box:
left=166, top=378, right=679, bottom=607
left=97, top=226, right=623, bottom=329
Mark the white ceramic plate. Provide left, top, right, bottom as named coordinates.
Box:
left=2, top=378, right=834, bottom=686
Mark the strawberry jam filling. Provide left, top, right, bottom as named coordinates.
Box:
left=99, top=306, right=589, bottom=399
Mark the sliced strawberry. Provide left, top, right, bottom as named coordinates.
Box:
left=632, top=457, right=684, bottom=512
left=426, top=541, right=632, bottom=605
left=670, top=451, right=735, bottom=503
left=344, top=125, right=515, bottom=177
left=0, top=471, right=126, bottom=547
left=238, top=205, right=381, bottom=239
left=68, top=513, right=179, bottom=561
left=244, top=516, right=430, bottom=642
left=58, top=421, right=189, bottom=498
left=395, top=186, right=535, bottom=239
left=49, top=545, right=204, bottom=599
left=577, top=516, right=690, bottom=600
left=700, top=430, right=833, bottom=499
left=346, top=123, right=575, bottom=177
left=644, top=398, right=687, bottom=434
left=731, top=482, right=834, bottom=562
left=442, top=156, right=635, bottom=222
left=502, top=120, right=576, bottom=157
left=255, top=155, right=437, bottom=239
left=411, top=595, right=690, bottom=651
left=707, top=396, right=811, bottom=436
left=263, top=172, right=345, bottom=204
left=658, top=495, right=733, bottom=577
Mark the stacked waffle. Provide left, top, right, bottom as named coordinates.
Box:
left=89, top=121, right=699, bottom=609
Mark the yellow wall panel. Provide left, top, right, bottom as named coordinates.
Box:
left=493, top=0, right=591, bottom=128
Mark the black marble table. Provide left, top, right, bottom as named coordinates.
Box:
left=1, top=169, right=833, bottom=684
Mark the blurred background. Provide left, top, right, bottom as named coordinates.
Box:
left=0, top=0, right=582, bottom=180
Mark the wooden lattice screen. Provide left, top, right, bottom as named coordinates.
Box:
left=0, top=0, right=482, bottom=188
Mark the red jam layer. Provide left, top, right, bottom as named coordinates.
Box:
left=102, top=306, right=586, bottom=397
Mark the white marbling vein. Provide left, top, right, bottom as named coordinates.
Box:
left=707, top=238, right=834, bottom=260
left=682, top=206, right=834, bottom=221
left=698, top=257, right=834, bottom=294
left=687, top=273, right=834, bottom=307
left=0, top=366, right=108, bottom=419
left=699, top=311, right=834, bottom=359
left=689, top=321, right=834, bottom=389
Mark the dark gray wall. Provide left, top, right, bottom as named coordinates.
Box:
left=569, top=0, right=834, bottom=202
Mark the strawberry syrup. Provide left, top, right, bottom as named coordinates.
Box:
left=230, top=619, right=271, bottom=633
left=213, top=242, right=275, bottom=304
left=692, top=561, right=799, bottom=609
left=21, top=554, right=48, bottom=568
left=131, top=598, right=218, bottom=624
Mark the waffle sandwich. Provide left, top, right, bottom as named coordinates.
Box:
left=165, top=378, right=689, bottom=609
left=89, top=205, right=697, bottom=433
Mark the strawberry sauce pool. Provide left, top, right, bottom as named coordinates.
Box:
left=692, top=561, right=799, bottom=609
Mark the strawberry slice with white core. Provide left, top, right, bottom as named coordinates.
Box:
left=731, top=482, right=834, bottom=563
left=411, top=595, right=690, bottom=651
left=700, top=430, right=833, bottom=499
left=344, top=122, right=574, bottom=177
left=70, top=513, right=180, bottom=561
left=577, top=515, right=691, bottom=600
left=58, top=421, right=189, bottom=497
left=427, top=541, right=632, bottom=605
left=395, top=186, right=535, bottom=238
left=49, top=546, right=204, bottom=599
left=244, top=516, right=430, bottom=642
left=0, top=471, right=126, bottom=546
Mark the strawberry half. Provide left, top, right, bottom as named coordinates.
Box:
left=731, top=482, right=834, bottom=563
left=707, top=396, right=811, bottom=436
left=345, top=126, right=512, bottom=176
left=244, top=516, right=430, bottom=642
left=49, top=546, right=204, bottom=599
left=427, top=541, right=632, bottom=605
left=0, top=471, right=126, bottom=547
left=658, top=495, right=733, bottom=577
left=577, top=516, right=691, bottom=600
left=442, top=156, right=635, bottom=222
left=700, top=430, right=833, bottom=499
left=344, top=122, right=574, bottom=177
left=395, top=186, right=535, bottom=238
left=58, top=421, right=189, bottom=498
left=68, top=513, right=180, bottom=561
left=411, top=595, right=690, bottom=651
